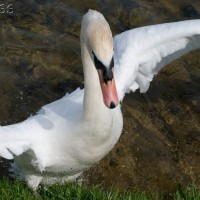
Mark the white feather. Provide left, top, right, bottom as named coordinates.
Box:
left=114, top=20, right=200, bottom=100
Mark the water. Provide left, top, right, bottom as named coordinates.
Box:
left=0, top=0, right=200, bottom=192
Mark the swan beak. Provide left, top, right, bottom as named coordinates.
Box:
left=97, top=69, right=118, bottom=109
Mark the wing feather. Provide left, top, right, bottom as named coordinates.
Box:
left=114, top=20, right=200, bottom=101
left=0, top=88, right=84, bottom=160
left=0, top=125, right=32, bottom=159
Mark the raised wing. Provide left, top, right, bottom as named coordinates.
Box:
left=114, top=20, right=200, bottom=101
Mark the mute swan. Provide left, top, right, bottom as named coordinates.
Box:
left=0, top=9, right=200, bottom=190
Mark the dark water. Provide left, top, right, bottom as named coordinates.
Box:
left=0, top=0, right=200, bottom=193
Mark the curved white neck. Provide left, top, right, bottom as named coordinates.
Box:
left=81, top=33, right=110, bottom=121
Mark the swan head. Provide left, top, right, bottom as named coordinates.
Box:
left=82, top=10, right=118, bottom=109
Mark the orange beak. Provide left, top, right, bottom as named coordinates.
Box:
left=97, top=69, right=118, bottom=109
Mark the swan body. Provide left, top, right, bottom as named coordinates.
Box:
left=0, top=10, right=200, bottom=189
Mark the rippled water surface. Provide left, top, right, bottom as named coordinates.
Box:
left=0, top=0, right=200, bottom=192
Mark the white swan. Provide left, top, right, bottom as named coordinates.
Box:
left=0, top=9, right=200, bottom=190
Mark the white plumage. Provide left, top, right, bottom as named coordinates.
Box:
left=114, top=20, right=200, bottom=99
left=0, top=9, right=200, bottom=190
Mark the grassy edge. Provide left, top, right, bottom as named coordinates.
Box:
left=0, top=178, right=199, bottom=200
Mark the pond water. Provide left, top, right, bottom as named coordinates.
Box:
left=0, top=0, right=200, bottom=193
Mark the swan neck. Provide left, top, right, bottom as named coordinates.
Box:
left=81, top=37, right=109, bottom=121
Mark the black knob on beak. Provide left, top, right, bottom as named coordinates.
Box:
left=103, top=69, right=113, bottom=83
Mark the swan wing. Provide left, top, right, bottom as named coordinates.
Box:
left=114, top=19, right=200, bottom=101
left=0, top=136, right=31, bottom=160
left=0, top=88, right=83, bottom=160
left=0, top=123, right=33, bottom=159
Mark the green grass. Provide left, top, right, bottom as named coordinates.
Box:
left=0, top=178, right=199, bottom=200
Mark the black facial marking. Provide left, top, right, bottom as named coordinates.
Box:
left=92, top=52, right=114, bottom=83
left=109, top=57, right=114, bottom=69
left=103, top=68, right=113, bottom=83
left=92, top=51, right=106, bottom=70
